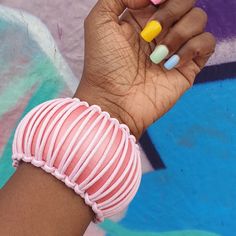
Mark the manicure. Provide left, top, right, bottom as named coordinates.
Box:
left=150, top=45, right=169, bottom=64
left=164, top=55, right=180, bottom=70
left=150, top=0, right=162, bottom=5
left=140, top=20, right=162, bottom=43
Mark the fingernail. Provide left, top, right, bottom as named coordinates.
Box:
left=150, top=0, right=162, bottom=4
left=164, top=55, right=180, bottom=70
left=150, top=45, right=169, bottom=64
left=140, top=20, right=162, bottom=43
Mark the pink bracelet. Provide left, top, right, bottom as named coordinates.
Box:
left=12, top=98, right=142, bottom=222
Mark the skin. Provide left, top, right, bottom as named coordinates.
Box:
left=0, top=164, right=93, bottom=236
left=77, top=0, right=216, bottom=139
left=0, top=0, right=216, bottom=235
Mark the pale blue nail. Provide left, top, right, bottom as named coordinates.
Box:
left=164, top=55, right=180, bottom=70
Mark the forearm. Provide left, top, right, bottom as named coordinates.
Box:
left=0, top=162, right=93, bottom=236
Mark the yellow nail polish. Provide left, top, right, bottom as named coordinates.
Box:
left=140, top=20, right=162, bottom=43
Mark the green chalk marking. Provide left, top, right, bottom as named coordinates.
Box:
left=100, top=220, right=220, bottom=236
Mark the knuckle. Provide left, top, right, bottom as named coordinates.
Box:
left=176, top=0, right=196, bottom=10
left=206, top=32, right=216, bottom=42
left=166, top=7, right=177, bottom=21
left=193, top=46, right=202, bottom=57
left=164, top=30, right=185, bottom=52
left=163, top=0, right=197, bottom=23
left=188, top=42, right=201, bottom=56
left=204, top=32, right=217, bottom=47
left=171, top=29, right=186, bottom=43
left=193, top=7, right=208, bottom=25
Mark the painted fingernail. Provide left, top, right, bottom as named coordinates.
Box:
left=150, top=45, right=169, bottom=64
left=150, top=0, right=162, bottom=4
left=164, top=55, right=180, bottom=70
left=140, top=20, right=162, bottom=43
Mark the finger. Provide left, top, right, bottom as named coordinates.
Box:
left=164, top=32, right=216, bottom=73
left=141, top=0, right=196, bottom=42
left=88, top=0, right=150, bottom=24
left=177, top=32, right=216, bottom=68
left=150, top=7, right=207, bottom=64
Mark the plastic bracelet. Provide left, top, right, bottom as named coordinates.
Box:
left=12, top=98, right=142, bottom=222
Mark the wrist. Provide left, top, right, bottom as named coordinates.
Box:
left=75, top=80, right=143, bottom=139
left=12, top=97, right=142, bottom=222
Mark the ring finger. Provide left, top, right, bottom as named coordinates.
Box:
left=171, top=32, right=216, bottom=87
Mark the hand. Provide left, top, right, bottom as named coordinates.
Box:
left=76, top=0, right=216, bottom=139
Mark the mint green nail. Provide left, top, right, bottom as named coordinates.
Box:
left=150, top=45, right=169, bottom=64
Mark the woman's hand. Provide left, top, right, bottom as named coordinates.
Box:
left=76, top=0, right=216, bottom=139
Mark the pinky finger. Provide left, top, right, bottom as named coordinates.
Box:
left=164, top=32, right=216, bottom=71
left=178, top=32, right=216, bottom=69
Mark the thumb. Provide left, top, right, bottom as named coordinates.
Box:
left=91, top=0, right=150, bottom=22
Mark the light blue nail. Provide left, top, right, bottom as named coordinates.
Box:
left=164, top=54, right=180, bottom=70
